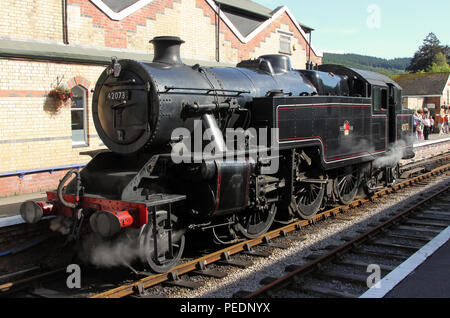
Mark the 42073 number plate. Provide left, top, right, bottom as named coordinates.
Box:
left=106, top=90, right=129, bottom=101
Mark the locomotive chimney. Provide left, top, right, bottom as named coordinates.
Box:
left=150, top=36, right=185, bottom=65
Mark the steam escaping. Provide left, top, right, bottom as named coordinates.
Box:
left=338, top=136, right=376, bottom=155
left=50, top=216, right=73, bottom=235
left=77, top=230, right=143, bottom=268
left=373, top=136, right=414, bottom=168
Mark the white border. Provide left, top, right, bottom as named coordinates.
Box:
left=360, top=226, right=450, bottom=298
left=89, top=0, right=322, bottom=57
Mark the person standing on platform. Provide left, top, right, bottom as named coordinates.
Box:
left=445, top=112, right=449, bottom=134
left=439, top=115, right=445, bottom=135
left=423, top=114, right=431, bottom=140
left=430, top=116, right=434, bottom=134
left=417, top=113, right=424, bottom=140
left=413, top=111, right=420, bottom=139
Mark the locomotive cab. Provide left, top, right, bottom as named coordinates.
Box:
left=318, top=64, right=415, bottom=161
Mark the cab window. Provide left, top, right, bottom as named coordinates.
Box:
left=395, top=89, right=402, bottom=111
left=390, top=86, right=402, bottom=112
left=373, top=87, right=387, bottom=112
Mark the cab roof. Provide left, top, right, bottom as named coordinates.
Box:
left=318, top=64, right=402, bottom=89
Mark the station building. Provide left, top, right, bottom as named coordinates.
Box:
left=0, top=0, right=322, bottom=197
left=394, top=72, right=450, bottom=129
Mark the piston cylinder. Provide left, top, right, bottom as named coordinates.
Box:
left=20, top=201, right=55, bottom=224
left=89, top=210, right=134, bottom=237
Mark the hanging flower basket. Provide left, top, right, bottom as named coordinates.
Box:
left=49, top=85, right=73, bottom=103
left=44, top=77, right=73, bottom=115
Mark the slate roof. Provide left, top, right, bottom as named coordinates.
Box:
left=392, top=73, right=450, bottom=96
left=216, top=0, right=273, bottom=18
left=221, top=9, right=266, bottom=37
left=217, top=0, right=314, bottom=37
left=100, top=0, right=140, bottom=13
left=298, top=21, right=314, bottom=33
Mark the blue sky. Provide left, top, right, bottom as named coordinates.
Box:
left=254, top=0, right=450, bottom=59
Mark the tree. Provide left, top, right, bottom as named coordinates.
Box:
left=428, top=52, right=450, bottom=73
left=407, top=33, right=450, bottom=73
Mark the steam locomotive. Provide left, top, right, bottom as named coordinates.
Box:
left=20, top=36, right=414, bottom=272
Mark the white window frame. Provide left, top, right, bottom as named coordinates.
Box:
left=278, top=31, right=293, bottom=55
left=71, top=85, right=88, bottom=148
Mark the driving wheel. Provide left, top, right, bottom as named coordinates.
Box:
left=235, top=203, right=277, bottom=239
left=139, top=211, right=185, bottom=273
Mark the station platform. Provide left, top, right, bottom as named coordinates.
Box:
left=385, top=233, right=450, bottom=298
left=413, top=134, right=450, bottom=146
left=361, top=226, right=450, bottom=298
left=0, top=192, right=46, bottom=227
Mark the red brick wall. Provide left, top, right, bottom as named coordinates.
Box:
left=69, top=0, right=180, bottom=48
left=0, top=170, right=73, bottom=198
left=68, top=0, right=321, bottom=63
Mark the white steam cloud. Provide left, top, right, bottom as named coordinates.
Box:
left=373, top=135, right=414, bottom=168
left=77, top=230, right=143, bottom=268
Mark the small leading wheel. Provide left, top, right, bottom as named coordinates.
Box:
left=235, top=203, right=277, bottom=239
left=292, top=180, right=325, bottom=219
left=389, top=164, right=400, bottom=185
left=336, top=170, right=360, bottom=205
left=364, top=175, right=378, bottom=197
left=139, top=211, right=185, bottom=273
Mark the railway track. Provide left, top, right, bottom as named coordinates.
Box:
left=241, top=180, right=449, bottom=298
left=0, top=155, right=449, bottom=298
left=92, top=159, right=450, bottom=298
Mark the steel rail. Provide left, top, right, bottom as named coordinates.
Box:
left=90, top=161, right=450, bottom=298
left=0, top=267, right=66, bottom=295
left=0, top=151, right=448, bottom=298
left=243, top=182, right=450, bottom=298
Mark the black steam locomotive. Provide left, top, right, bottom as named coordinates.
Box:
left=20, top=36, right=414, bottom=272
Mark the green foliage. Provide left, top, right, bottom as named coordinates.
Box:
left=322, top=53, right=410, bottom=76
left=407, top=32, right=450, bottom=73
left=323, top=32, right=450, bottom=76
left=427, top=52, right=450, bottom=72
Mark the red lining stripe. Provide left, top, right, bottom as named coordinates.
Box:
left=279, top=104, right=372, bottom=110
left=277, top=104, right=387, bottom=162
left=216, top=169, right=222, bottom=210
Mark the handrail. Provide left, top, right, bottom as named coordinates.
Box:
left=0, top=164, right=86, bottom=178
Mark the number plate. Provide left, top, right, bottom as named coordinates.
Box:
left=106, top=90, right=129, bottom=101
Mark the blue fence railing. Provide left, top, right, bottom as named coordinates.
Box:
left=0, top=164, right=86, bottom=178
